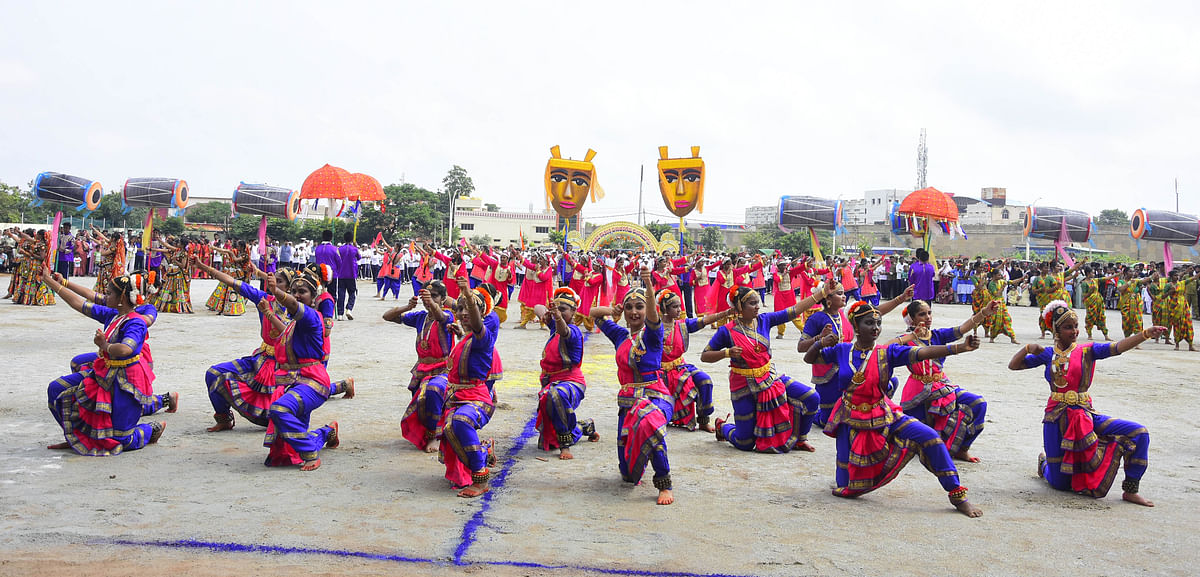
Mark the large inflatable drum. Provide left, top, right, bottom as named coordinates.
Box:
left=778, top=196, right=842, bottom=231
left=233, top=183, right=302, bottom=221
left=1130, top=209, right=1200, bottom=245
left=1022, top=206, right=1091, bottom=242
left=32, top=172, right=103, bottom=211
left=123, top=177, right=189, bottom=209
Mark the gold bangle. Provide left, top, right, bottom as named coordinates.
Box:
left=724, top=348, right=731, bottom=358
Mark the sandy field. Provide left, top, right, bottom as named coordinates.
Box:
left=2, top=276, right=1198, bottom=577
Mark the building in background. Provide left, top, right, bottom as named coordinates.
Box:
left=864, top=189, right=908, bottom=224
left=745, top=205, right=777, bottom=227
left=842, top=198, right=867, bottom=225
left=455, top=197, right=565, bottom=246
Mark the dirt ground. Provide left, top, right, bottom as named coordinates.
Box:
left=2, top=276, right=1198, bottom=577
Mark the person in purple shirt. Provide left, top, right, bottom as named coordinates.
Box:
left=335, top=231, right=360, bottom=320
left=56, top=223, right=75, bottom=279
left=909, top=248, right=936, bottom=306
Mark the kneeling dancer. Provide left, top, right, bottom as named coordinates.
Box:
left=534, top=288, right=599, bottom=460
left=804, top=301, right=983, bottom=517
left=1007, top=300, right=1157, bottom=507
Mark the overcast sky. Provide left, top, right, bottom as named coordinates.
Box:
left=2, top=2, right=1198, bottom=226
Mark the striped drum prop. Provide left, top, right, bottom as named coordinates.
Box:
left=233, top=183, right=301, bottom=221
left=778, top=196, right=842, bottom=231
left=1130, top=209, right=1200, bottom=245
left=123, top=177, right=189, bottom=210
left=32, top=172, right=104, bottom=211
left=1022, top=206, right=1092, bottom=242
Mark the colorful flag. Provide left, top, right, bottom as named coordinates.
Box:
left=519, top=229, right=526, bottom=251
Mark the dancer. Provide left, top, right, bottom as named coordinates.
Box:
left=43, top=270, right=172, bottom=455
left=388, top=281, right=454, bottom=452
left=260, top=269, right=340, bottom=471
left=205, top=240, right=249, bottom=316
left=193, top=257, right=308, bottom=432
left=772, top=257, right=806, bottom=339
left=589, top=269, right=675, bottom=505
left=798, top=281, right=913, bottom=426
left=92, top=228, right=126, bottom=296
left=150, top=236, right=193, bottom=314
left=1117, top=267, right=1155, bottom=339
left=534, top=288, right=599, bottom=460
left=1081, top=267, right=1116, bottom=341
left=439, top=277, right=501, bottom=497
left=658, top=290, right=728, bottom=432
left=1008, top=300, right=1158, bottom=506
left=889, top=299, right=998, bottom=462
left=1167, top=267, right=1197, bottom=351
left=517, top=252, right=554, bottom=329
left=804, top=301, right=983, bottom=517
left=985, top=268, right=1019, bottom=344
left=699, top=285, right=825, bottom=453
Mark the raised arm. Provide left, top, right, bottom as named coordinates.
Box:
left=190, top=255, right=243, bottom=288
left=641, top=269, right=660, bottom=326
left=421, top=289, right=447, bottom=324
left=958, top=300, right=999, bottom=335
left=535, top=304, right=571, bottom=338
left=456, top=277, right=483, bottom=334
left=383, top=294, right=419, bottom=323
left=41, top=267, right=90, bottom=316
left=877, top=284, right=915, bottom=316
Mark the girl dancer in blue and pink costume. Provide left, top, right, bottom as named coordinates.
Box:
left=1008, top=300, right=1157, bottom=507
left=534, top=288, right=599, bottom=460
left=700, top=285, right=825, bottom=453
left=439, top=277, right=501, bottom=498
left=44, top=270, right=171, bottom=455
left=589, top=269, right=674, bottom=505
left=888, top=299, right=997, bottom=462
left=804, top=301, right=983, bottom=517
left=387, top=280, right=455, bottom=453
left=260, top=268, right=340, bottom=471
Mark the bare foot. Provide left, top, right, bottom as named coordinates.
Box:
left=588, top=432, right=600, bottom=442
left=1104, top=335, right=1111, bottom=341
left=342, top=378, right=355, bottom=399
left=697, top=422, right=715, bottom=433
left=458, top=483, right=490, bottom=498
left=558, top=447, right=574, bottom=460
left=423, top=443, right=438, bottom=454
left=1123, top=492, right=1155, bottom=507
left=206, top=413, right=235, bottom=432
left=165, top=392, right=180, bottom=413
left=796, top=441, right=816, bottom=452
left=300, top=459, right=322, bottom=471
left=325, top=421, right=339, bottom=449
left=148, top=422, right=167, bottom=444
left=47, top=442, right=70, bottom=450
left=955, top=500, right=984, bottom=517
left=1190, top=346, right=1197, bottom=352
left=988, top=337, right=995, bottom=343
left=656, top=489, right=674, bottom=505
left=1010, top=339, right=1020, bottom=345
left=953, top=449, right=981, bottom=463
left=714, top=414, right=730, bottom=442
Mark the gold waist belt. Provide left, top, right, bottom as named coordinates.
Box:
left=104, top=354, right=141, bottom=368
left=913, top=372, right=945, bottom=384
left=843, top=398, right=885, bottom=412
left=417, top=356, right=449, bottom=365
left=661, top=358, right=684, bottom=370
left=279, top=361, right=321, bottom=370
left=1050, top=390, right=1091, bottom=406
left=731, top=363, right=771, bottom=378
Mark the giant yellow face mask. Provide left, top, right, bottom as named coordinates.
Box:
left=657, top=146, right=705, bottom=218
left=544, top=145, right=603, bottom=219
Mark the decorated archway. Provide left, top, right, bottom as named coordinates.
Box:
left=568, top=221, right=680, bottom=253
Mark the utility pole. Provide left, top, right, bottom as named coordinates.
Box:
left=916, top=129, right=928, bottom=190
left=637, top=164, right=644, bottom=226
left=1176, top=178, right=1179, bottom=212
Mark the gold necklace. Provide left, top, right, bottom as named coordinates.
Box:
left=850, top=343, right=873, bottom=385
left=1051, top=342, right=1076, bottom=389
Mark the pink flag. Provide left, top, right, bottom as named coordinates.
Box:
left=1054, top=217, right=1075, bottom=268
left=1164, top=243, right=1175, bottom=274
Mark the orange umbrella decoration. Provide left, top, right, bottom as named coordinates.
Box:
left=896, top=187, right=965, bottom=260
left=300, top=164, right=387, bottom=241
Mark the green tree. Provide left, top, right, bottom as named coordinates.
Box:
left=375, top=183, right=445, bottom=239
left=776, top=230, right=813, bottom=256
left=0, top=181, right=52, bottom=223
left=1096, top=209, right=1129, bottom=227
left=698, top=226, right=724, bottom=251
left=158, top=217, right=184, bottom=236
left=548, top=229, right=566, bottom=246
left=742, top=230, right=777, bottom=253
left=90, top=192, right=147, bottom=230
left=645, top=220, right=673, bottom=240
left=484, top=203, right=500, bottom=212
left=469, top=234, right=493, bottom=247
left=185, top=201, right=232, bottom=224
